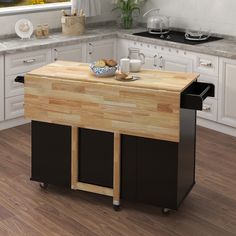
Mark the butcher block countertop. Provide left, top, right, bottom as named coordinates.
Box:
left=26, top=61, right=199, bottom=93
left=24, top=61, right=199, bottom=143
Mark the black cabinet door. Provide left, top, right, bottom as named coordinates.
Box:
left=78, top=128, right=114, bottom=188
left=121, top=135, right=179, bottom=209
left=31, top=121, right=71, bottom=187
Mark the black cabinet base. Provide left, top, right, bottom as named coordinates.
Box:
left=31, top=108, right=196, bottom=211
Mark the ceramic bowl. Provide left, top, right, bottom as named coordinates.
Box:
left=90, top=63, right=117, bottom=77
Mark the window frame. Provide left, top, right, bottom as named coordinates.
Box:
left=0, top=2, right=71, bottom=16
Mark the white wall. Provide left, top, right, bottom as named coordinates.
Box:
left=142, top=0, right=236, bottom=36
left=0, top=0, right=116, bottom=36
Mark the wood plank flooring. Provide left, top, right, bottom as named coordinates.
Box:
left=0, top=124, right=236, bottom=236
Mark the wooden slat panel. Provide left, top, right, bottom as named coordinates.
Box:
left=113, top=133, right=121, bottom=205
left=71, top=127, right=78, bottom=189
left=25, top=75, right=181, bottom=142
left=75, top=182, right=113, bottom=197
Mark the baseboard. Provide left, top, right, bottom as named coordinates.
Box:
left=0, top=117, right=30, bottom=131
left=197, top=117, right=236, bottom=137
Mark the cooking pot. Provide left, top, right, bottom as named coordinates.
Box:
left=143, top=9, right=170, bottom=34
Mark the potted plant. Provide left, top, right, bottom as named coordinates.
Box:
left=112, top=0, right=146, bottom=29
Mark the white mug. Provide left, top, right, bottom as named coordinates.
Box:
left=120, top=58, right=130, bottom=74
left=130, top=59, right=142, bottom=72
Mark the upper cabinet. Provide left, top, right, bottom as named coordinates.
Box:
left=218, top=58, right=236, bottom=128
left=52, top=44, right=86, bottom=62
left=87, top=39, right=117, bottom=62
left=0, top=56, right=4, bottom=122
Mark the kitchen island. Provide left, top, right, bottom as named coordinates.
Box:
left=21, top=61, right=214, bottom=213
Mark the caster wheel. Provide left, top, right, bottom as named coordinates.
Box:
left=39, top=183, right=48, bottom=190
left=113, top=205, right=120, bottom=211
left=162, top=208, right=171, bottom=215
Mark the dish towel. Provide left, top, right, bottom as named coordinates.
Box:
left=78, top=0, right=102, bottom=17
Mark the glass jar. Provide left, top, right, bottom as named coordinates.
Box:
left=121, top=12, right=133, bottom=29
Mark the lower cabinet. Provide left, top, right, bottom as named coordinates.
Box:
left=78, top=128, right=114, bottom=188
left=218, top=58, right=236, bottom=128
left=5, top=95, right=24, bottom=120
left=31, top=117, right=196, bottom=210
left=0, top=56, right=4, bottom=122
left=52, top=44, right=85, bottom=62
left=31, top=121, right=71, bottom=187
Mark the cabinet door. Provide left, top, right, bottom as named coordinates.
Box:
left=53, top=44, right=85, bottom=62
left=121, top=135, right=179, bottom=209
left=31, top=121, right=71, bottom=187
left=161, top=53, right=193, bottom=72
left=87, top=39, right=116, bottom=62
left=218, top=58, right=236, bottom=127
left=0, top=56, right=4, bottom=122
left=142, top=49, right=158, bottom=70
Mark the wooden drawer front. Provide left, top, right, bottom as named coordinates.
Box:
left=194, top=54, right=219, bottom=76
left=5, top=95, right=24, bottom=120
left=5, top=49, right=51, bottom=76
left=197, top=98, right=217, bottom=121
left=5, top=74, right=24, bottom=98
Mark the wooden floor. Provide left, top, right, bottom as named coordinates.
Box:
left=0, top=124, right=236, bottom=236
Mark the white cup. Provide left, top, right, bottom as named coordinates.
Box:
left=130, top=59, right=142, bottom=72
left=120, top=58, right=130, bottom=74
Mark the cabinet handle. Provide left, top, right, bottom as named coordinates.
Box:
left=54, top=48, right=58, bottom=61
left=23, top=58, right=36, bottom=64
left=88, top=43, right=93, bottom=55
left=159, top=56, right=164, bottom=69
left=154, top=55, right=158, bottom=67
left=203, top=104, right=211, bottom=111
left=199, top=60, right=212, bottom=67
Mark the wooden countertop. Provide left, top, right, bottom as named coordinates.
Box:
left=25, top=61, right=199, bottom=143
left=27, top=61, right=199, bottom=93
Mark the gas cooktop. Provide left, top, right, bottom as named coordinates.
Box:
left=133, top=31, right=223, bottom=45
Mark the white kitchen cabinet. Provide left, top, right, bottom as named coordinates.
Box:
left=218, top=58, right=236, bottom=128
left=87, top=39, right=116, bottom=62
left=4, top=49, right=51, bottom=121
left=127, top=41, right=193, bottom=72
left=159, top=53, right=193, bottom=72
left=52, top=44, right=86, bottom=62
left=0, top=56, right=4, bottom=122
left=5, top=49, right=51, bottom=76
left=5, top=95, right=24, bottom=120
left=194, top=53, right=219, bottom=77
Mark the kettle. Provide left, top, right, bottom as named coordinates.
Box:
left=143, top=9, right=170, bottom=35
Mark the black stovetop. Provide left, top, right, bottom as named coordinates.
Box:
left=133, top=31, right=223, bottom=45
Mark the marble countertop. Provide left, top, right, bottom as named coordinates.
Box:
left=1, top=25, right=236, bottom=59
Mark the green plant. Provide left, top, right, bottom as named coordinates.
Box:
left=112, top=0, right=146, bottom=29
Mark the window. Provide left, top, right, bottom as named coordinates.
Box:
left=0, top=0, right=69, bottom=8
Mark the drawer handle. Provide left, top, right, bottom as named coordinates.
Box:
left=203, top=104, right=211, bottom=111
left=199, top=60, right=212, bottom=67
left=23, top=59, right=36, bottom=64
